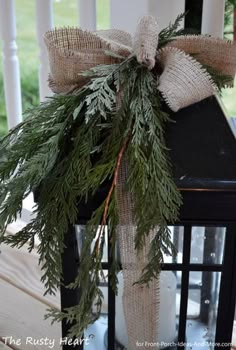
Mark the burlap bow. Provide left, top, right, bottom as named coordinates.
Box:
left=44, top=16, right=236, bottom=350
left=45, top=15, right=236, bottom=112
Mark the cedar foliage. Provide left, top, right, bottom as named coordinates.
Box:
left=0, top=14, right=229, bottom=336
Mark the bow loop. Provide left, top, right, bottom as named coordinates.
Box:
left=166, top=35, right=236, bottom=86
left=157, top=47, right=216, bottom=112
left=44, top=27, right=117, bottom=93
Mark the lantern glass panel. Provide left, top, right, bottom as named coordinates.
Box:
left=87, top=270, right=109, bottom=349
left=158, top=271, right=181, bottom=345
left=186, top=271, right=222, bottom=349
left=75, top=225, right=108, bottom=262
left=190, top=227, right=225, bottom=265
left=163, top=226, right=184, bottom=263
left=232, top=310, right=236, bottom=346
left=115, top=271, right=181, bottom=349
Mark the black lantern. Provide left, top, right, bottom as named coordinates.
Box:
left=163, top=96, right=236, bottom=350
left=60, top=96, right=236, bottom=350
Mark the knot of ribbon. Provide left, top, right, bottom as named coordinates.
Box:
left=45, top=16, right=236, bottom=112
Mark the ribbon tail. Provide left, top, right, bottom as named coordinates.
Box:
left=157, top=47, right=216, bottom=112
left=116, top=159, right=160, bottom=350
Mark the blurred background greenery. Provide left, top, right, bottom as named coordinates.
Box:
left=0, top=0, right=109, bottom=135
left=0, top=0, right=235, bottom=136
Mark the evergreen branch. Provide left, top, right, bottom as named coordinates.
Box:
left=190, top=53, right=234, bottom=90
left=135, top=224, right=175, bottom=285
left=94, top=134, right=131, bottom=255
left=158, top=12, right=187, bottom=48
left=124, top=65, right=182, bottom=283
left=203, top=65, right=233, bottom=90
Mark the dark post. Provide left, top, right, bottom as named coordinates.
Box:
left=215, top=224, right=236, bottom=348
left=200, top=227, right=215, bottom=323
left=185, top=0, right=204, bottom=33
left=60, top=225, right=83, bottom=350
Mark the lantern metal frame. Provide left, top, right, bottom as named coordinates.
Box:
left=60, top=187, right=236, bottom=350
left=104, top=188, right=236, bottom=350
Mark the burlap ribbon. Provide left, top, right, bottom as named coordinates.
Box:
left=44, top=16, right=236, bottom=349
left=45, top=16, right=236, bottom=111
left=116, top=160, right=160, bottom=349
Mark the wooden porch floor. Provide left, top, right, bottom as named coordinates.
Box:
left=0, top=243, right=61, bottom=350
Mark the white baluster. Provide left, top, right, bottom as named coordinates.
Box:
left=0, top=0, right=22, bottom=129
left=202, top=0, right=225, bottom=38
left=35, top=0, right=54, bottom=101
left=149, top=0, right=186, bottom=30
left=78, top=0, right=96, bottom=30
left=110, top=0, right=149, bottom=34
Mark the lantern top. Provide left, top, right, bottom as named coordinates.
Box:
left=167, top=96, right=236, bottom=192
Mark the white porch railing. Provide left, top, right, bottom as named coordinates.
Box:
left=0, top=0, right=225, bottom=130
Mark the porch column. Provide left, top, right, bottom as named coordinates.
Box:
left=149, top=0, right=186, bottom=30
left=202, top=0, right=225, bottom=38
left=35, top=0, right=54, bottom=101
left=110, top=0, right=149, bottom=34
left=78, top=0, right=97, bottom=30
